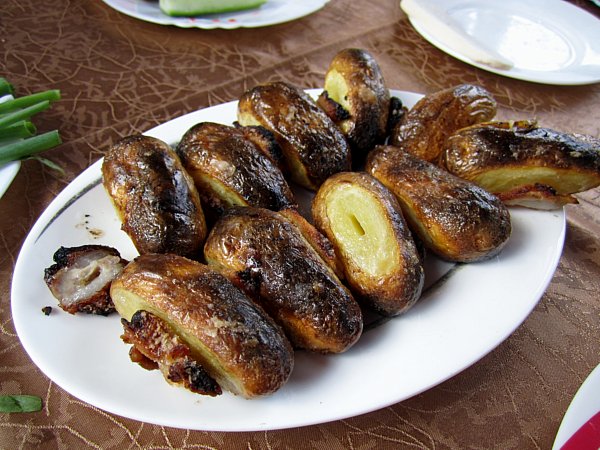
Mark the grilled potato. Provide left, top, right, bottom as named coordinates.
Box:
left=366, top=145, right=511, bottom=263
left=102, top=135, right=207, bottom=258
left=316, top=48, right=391, bottom=164
left=312, top=172, right=424, bottom=316
left=204, top=206, right=363, bottom=354
left=176, top=122, right=296, bottom=215
left=442, top=120, right=600, bottom=209
left=277, top=207, right=345, bottom=281
left=237, top=81, right=351, bottom=190
left=110, top=253, right=294, bottom=398
left=390, top=84, right=497, bottom=163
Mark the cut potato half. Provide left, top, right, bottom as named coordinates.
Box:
left=312, top=172, right=424, bottom=316
left=111, top=253, right=294, bottom=398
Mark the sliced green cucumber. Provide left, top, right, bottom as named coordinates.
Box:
left=159, top=0, right=267, bottom=16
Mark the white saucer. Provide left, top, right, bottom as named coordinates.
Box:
left=408, top=0, right=600, bottom=85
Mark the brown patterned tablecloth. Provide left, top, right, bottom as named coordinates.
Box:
left=1, top=1, right=599, bottom=448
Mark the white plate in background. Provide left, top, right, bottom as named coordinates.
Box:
left=102, top=0, right=330, bottom=29
left=408, top=0, right=600, bottom=85
left=0, top=161, right=20, bottom=199
left=553, top=363, right=600, bottom=449
left=11, top=90, right=566, bottom=431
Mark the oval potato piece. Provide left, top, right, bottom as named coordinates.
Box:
left=317, top=48, right=391, bottom=163
left=204, top=206, right=363, bottom=354
left=390, top=84, right=497, bottom=163
left=102, top=135, right=207, bottom=258
left=176, top=122, right=296, bottom=214
left=312, top=172, right=424, bottom=316
left=110, top=253, right=294, bottom=398
left=442, top=120, right=600, bottom=209
left=237, top=81, right=351, bottom=190
left=366, top=145, right=511, bottom=262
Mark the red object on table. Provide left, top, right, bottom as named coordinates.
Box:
left=561, top=411, right=600, bottom=450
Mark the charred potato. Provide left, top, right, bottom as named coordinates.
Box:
left=442, top=120, right=600, bottom=209
left=277, top=207, right=345, bottom=281
left=110, top=253, right=294, bottom=398
left=102, top=135, right=207, bottom=258
left=390, top=84, right=497, bottom=163
left=204, top=206, right=363, bottom=354
left=312, top=172, right=424, bottom=316
left=237, top=81, right=351, bottom=190
left=176, top=122, right=296, bottom=215
left=316, top=48, right=391, bottom=163
left=366, top=145, right=511, bottom=263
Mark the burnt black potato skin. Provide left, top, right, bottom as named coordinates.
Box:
left=366, top=145, right=511, bottom=263
left=102, top=135, right=207, bottom=258
left=442, top=121, right=600, bottom=194
left=237, top=81, right=352, bottom=191
left=204, top=206, right=363, bottom=354
left=111, top=253, right=294, bottom=398
left=175, top=122, right=296, bottom=215
left=318, top=48, right=391, bottom=162
left=390, top=84, right=497, bottom=163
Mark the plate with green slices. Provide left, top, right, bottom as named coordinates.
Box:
left=102, top=0, right=330, bottom=29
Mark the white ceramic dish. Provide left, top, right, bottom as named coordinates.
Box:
left=11, top=90, right=566, bottom=431
left=0, top=161, right=20, bottom=199
left=408, top=0, right=600, bottom=85
left=102, top=0, right=329, bottom=29
left=553, top=363, right=600, bottom=449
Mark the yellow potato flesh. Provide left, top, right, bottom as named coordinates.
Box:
left=110, top=287, right=242, bottom=395
left=326, top=184, right=398, bottom=276
left=324, top=70, right=352, bottom=133
left=190, top=170, right=247, bottom=208
left=474, top=167, right=598, bottom=194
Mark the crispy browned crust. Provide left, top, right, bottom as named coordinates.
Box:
left=176, top=122, right=296, bottom=215
left=317, top=48, right=391, bottom=163
left=277, top=207, right=345, bottom=281
left=101, top=135, right=207, bottom=258
left=237, top=124, right=287, bottom=172
left=121, top=310, right=222, bottom=397
left=110, top=253, right=294, bottom=398
left=237, top=81, right=351, bottom=190
left=312, top=172, right=424, bottom=316
left=44, top=245, right=127, bottom=315
left=204, top=206, right=363, bottom=354
left=390, top=84, right=497, bottom=163
left=386, top=96, right=407, bottom=138
left=442, top=121, right=600, bottom=204
left=366, top=145, right=511, bottom=263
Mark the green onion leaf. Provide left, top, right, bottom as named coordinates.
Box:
left=0, top=89, right=61, bottom=114
left=0, top=100, right=51, bottom=129
left=0, top=130, right=62, bottom=165
left=0, top=395, right=42, bottom=413
left=0, top=80, right=62, bottom=169
left=0, top=121, right=37, bottom=141
left=31, top=156, right=66, bottom=176
left=0, top=78, right=14, bottom=96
